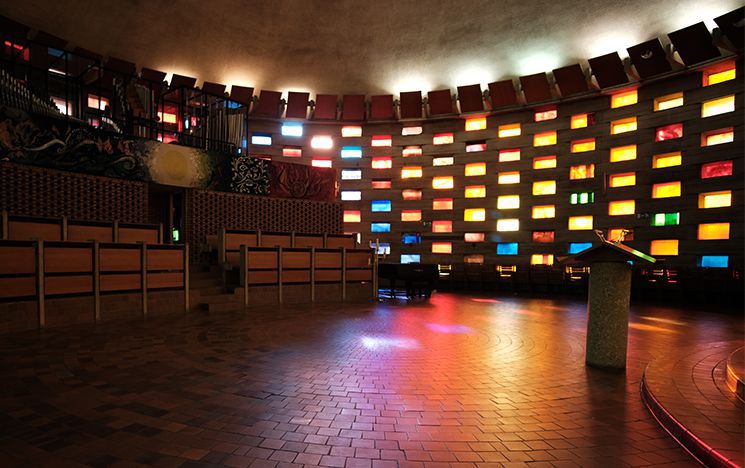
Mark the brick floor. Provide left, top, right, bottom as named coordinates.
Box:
left=0, top=292, right=741, bottom=467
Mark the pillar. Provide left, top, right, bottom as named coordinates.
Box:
left=586, top=261, right=632, bottom=370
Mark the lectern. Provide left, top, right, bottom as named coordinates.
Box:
left=564, top=240, right=656, bottom=370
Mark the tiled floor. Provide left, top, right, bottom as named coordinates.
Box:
left=0, top=293, right=742, bottom=467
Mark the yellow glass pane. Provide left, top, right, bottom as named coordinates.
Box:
left=498, top=123, right=521, bottom=138
left=498, top=171, right=520, bottom=184
left=343, top=211, right=361, bottom=223
left=497, top=195, right=520, bottom=210
left=608, top=228, right=630, bottom=242
left=401, top=210, right=422, bottom=221
left=341, top=126, right=362, bottom=137
left=652, top=182, right=681, bottom=198
left=533, top=156, right=556, bottom=169
left=654, top=92, right=684, bottom=111
left=698, top=223, right=730, bottom=240
left=433, top=133, right=454, bottom=145
left=372, top=158, right=392, bottom=169
left=610, top=145, right=636, bottom=162
left=464, top=208, right=486, bottom=222
left=433, top=198, right=453, bottom=210
left=611, top=117, right=637, bottom=134
left=465, top=162, right=486, bottom=176
left=401, top=166, right=422, bottom=178
left=608, top=200, right=635, bottom=216
left=496, top=218, right=519, bottom=232
left=650, top=239, right=678, bottom=256
left=706, top=68, right=736, bottom=86
left=534, top=131, right=557, bottom=147
left=432, top=242, right=452, bottom=253
left=465, top=117, right=487, bottom=131
left=465, top=185, right=486, bottom=198
left=569, top=164, right=595, bottom=180
left=568, top=216, right=593, bottom=230
left=532, top=180, right=556, bottom=196
left=698, top=191, right=732, bottom=208
left=530, top=254, right=554, bottom=265
left=532, top=205, right=556, bottom=219
left=701, top=95, right=735, bottom=117
left=432, top=176, right=454, bottom=189
left=703, top=129, right=734, bottom=146
left=571, top=114, right=588, bottom=129
left=609, top=173, right=636, bottom=188
left=499, top=149, right=520, bottom=162
left=652, top=152, right=682, bottom=169
left=571, top=139, right=596, bottom=152
left=611, top=90, right=638, bottom=108
left=433, top=157, right=454, bottom=166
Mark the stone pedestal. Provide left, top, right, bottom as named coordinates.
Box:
left=585, top=261, right=632, bottom=370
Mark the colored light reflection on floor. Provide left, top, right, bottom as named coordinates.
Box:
left=426, top=323, right=472, bottom=334
left=639, top=316, right=688, bottom=326
left=360, top=336, right=419, bottom=350
left=629, top=322, right=678, bottom=333
left=471, top=298, right=501, bottom=303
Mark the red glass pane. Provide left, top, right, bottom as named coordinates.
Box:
left=532, top=231, right=555, bottom=243
left=655, top=123, right=683, bottom=141
left=701, top=160, right=733, bottom=179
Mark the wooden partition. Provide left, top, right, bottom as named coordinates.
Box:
left=239, top=245, right=375, bottom=305
left=1, top=212, right=162, bottom=244
left=218, top=228, right=357, bottom=267
left=0, top=239, right=188, bottom=328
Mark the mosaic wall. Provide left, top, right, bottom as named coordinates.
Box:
left=0, top=161, right=148, bottom=222
left=186, top=189, right=342, bottom=261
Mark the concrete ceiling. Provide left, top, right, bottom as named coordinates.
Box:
left=1, top=0, right=740, bottom=95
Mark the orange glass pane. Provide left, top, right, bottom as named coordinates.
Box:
left=698, top=223, right=730, bottom=240
left=433, top=198, right=453, bottom=210
left=343, top=211, right=361, bottom=223
left=611, top=89, right=637, bottom=108
left=608, top=200, right=635, bottom=216
left=432, top=242, right=452, bottom=253
left=432, top=220, right=453, bottom=233
left=401, top=210, right=422, bottom=221
left=609, top=173, right=636, bottom=188
left=650, top=239, right=678, bottom=256
left=534, top=131, right=557, bottom=147
left=533, top=156, right=556, bottom=169
left=652, top=182, right=681, bottom=198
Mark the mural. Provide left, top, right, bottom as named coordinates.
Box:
left=0, top=105, right=335, bottom=201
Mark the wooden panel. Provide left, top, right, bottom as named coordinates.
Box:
left=261, top=234, right=292, bottom=248
left=326, top=236, right=355, bottom=248
left=225, top=252, right=240, bottom=266
left=148, top=249, right=183, bottom=271
left=346, top=252, right=371, bottom=268
left=247, top=270, right=278, bottom=284
left=45, top=275, right=92, bottom=295
left=226, top=233, right=257, bottom=250
left=118, top=228, right=158, bottom=244
left=347, top=269, right=372, bottom=282
left=0, top=245, right=35, bottom=274
left=100, top=248, right=140, bottom=271
left=147, top=272, right=183, bottom=289
left=45, top=247, right=92, bottom=273
left=0, top=277, right=35, bottom=298
left=315, top=270, right=341, bottom=282
left=206, top=235, right=218, bottom=250
left=294, top=236, right=324, bottom=248
left=247, top=251, right=278, bottom=268
left=283, top=251, right=310, bottom=268
left=100, top=273, right=140, bottom=292
left=67, top=225, right=113, bottom=242
left=282, top=270, right=311, bottom=283
left=9, top=221, right=61, bottom=241
left=315, top=252, right=341, bottom=268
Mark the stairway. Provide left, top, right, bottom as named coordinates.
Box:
left=189, top=266, right=244, bottom=313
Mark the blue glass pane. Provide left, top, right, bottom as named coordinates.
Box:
left=496, top=242, right=518, bottom=255
left=371, top=200, right=392, bottom=212
left=400, top=254, right=421, bottom=264
left=699, top=256, right=728, bottom=268
left=568, top=242, right=593, bottom=254
left=371, top=223, right=391, bottom=233
left=402, top=233, right=421, bottom=244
